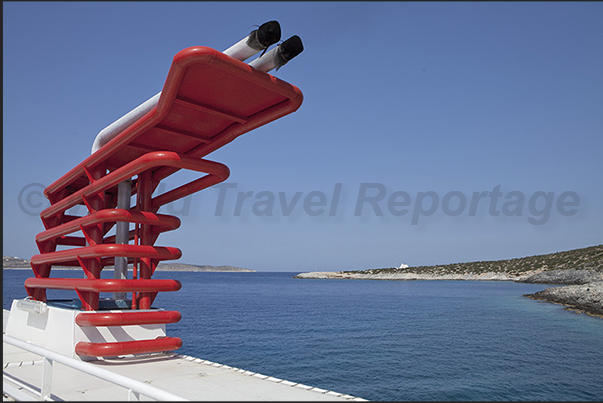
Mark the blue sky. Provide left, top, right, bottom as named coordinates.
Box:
left=3, top=2, right=602, bottom=272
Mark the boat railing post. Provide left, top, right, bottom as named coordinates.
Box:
left=128, top=388, right=141, bottom=401
left=41, top=357, right=53, bottom=400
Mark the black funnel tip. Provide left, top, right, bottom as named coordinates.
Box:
left=256, top=20, right=281, bottom=48
left=280, top=35, right=304, bottom=61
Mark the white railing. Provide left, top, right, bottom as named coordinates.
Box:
left=3, top=334, right=188, bottom=401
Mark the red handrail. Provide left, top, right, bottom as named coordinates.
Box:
left=25, top=278, right=181, bottom=293
left=75, top=337, right=183, bottom=357
left=41, top=152, right=229, bottom=221
left=76, top=311, right=181, bottom=327
left=36, top=210, right=180, bottom=245
left=30, top=245, right=182, bottom=267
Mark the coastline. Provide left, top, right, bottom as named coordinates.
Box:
left=294, top=270, right=603, bottom=319
left=293, top=270, right=541, bottom=281
left=523, top=281, right=603, bottom=319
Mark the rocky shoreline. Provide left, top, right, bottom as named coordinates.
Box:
left=294, top=270, right=539, bottom=282
left=518, top=269, right=602, bottom=284
left=294, top=269, right=603, bottom=319
left=523, top=281, right=603, bottom=318
left=294, top=267, right=603, bottom=283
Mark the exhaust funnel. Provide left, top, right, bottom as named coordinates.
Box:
left=223, top=20, right=281, bottom=61
left=248, top=35, right=304, bottom=72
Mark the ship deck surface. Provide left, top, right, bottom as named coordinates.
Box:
left=3, top=311, right=363, bottom=401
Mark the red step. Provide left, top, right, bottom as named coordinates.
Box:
left=75, top=337, right=183, bottom=357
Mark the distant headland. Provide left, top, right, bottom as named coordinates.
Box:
left=2, top=256, right=255, bottom=273
left=154, top=263, right=255, bottom=272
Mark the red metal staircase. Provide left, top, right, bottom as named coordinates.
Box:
left=24, top=46, right=303, bottom=357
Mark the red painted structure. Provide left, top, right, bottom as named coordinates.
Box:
left=25, top=46, right=303, bottom=357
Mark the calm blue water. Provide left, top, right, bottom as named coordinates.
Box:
left=4, top=270, right=603, bottom=401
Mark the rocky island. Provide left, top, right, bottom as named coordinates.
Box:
left=295, top=245, right=603, bottom=318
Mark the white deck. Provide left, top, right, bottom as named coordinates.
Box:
left=3, top=310, right=366, bottom=401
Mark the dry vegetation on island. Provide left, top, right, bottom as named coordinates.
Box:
left=345, top=244, right=603, bottom=277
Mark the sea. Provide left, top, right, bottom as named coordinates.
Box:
left=3, top=269, right=603, bottom=401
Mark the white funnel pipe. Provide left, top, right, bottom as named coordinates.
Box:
left=95, top=23, right=284, bottom=288
left=91, top=21, right=282, bottom=154
left=91, top=93, right=160, bottom=154
left=223, top=20, right=281, bottom=61
left=249, top=35, right=304, bottom=73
